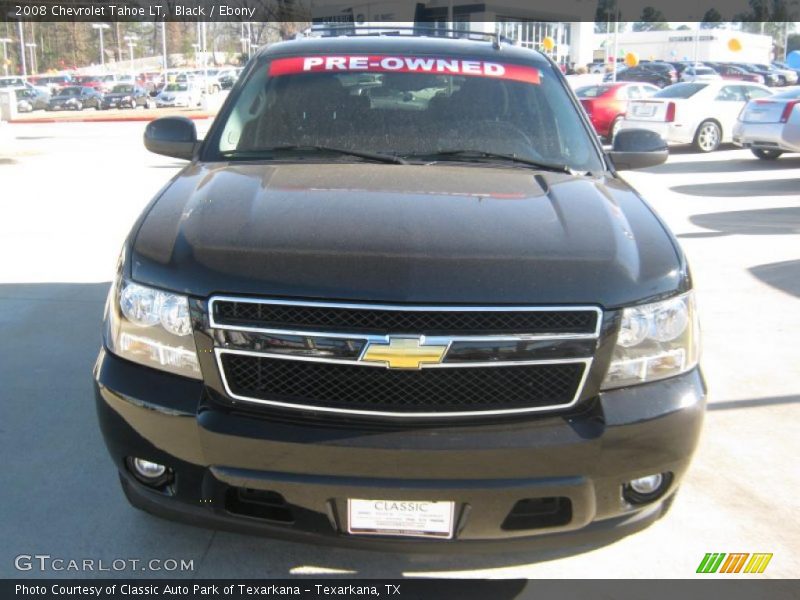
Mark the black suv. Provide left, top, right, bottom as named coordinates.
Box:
left=95, top=32, right=705, bottom=549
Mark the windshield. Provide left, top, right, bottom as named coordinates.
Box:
left=654, top=83, right=707, bottom=98
left=112, top=84, right=134, bottom=93
left=212, top=54, right=603, bottom=172
left=60, top=87, right=81, bottom=96
left=165, top=83, right=189, bottom=92
left=692, top=68, right=715, bottom=75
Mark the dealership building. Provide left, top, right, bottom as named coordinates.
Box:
left=310, top=1, right=774, bottom=68
left=605, top=29, right=772, bottom=64
left=310, top=1, right=596, bottom=67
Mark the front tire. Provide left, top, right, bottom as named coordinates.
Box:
left=693, top=120, right=721, bottom=153
left=751, top=148, right=783, bottom=160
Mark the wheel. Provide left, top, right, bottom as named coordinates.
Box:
left=693, top=120, right=721, bottom=153
left=751, top=148, right=783, bottom=160
left=607, top=116, right=623, bottom=143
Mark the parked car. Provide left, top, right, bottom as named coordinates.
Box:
left=605, top=65, right=672, bottom=87
left=217, top=68, right=239, bottom=90
left=680, top=66, right=721, bottom=83
left=155, top=82, right=202, bottom=108
left=620, top=81, right=773, bottom=152
left=756, top=63, right=798, bottom=86
left=15, top=87, right=50, bottom=112
left=733, top=86, right=800, bottom=159
left=95, top=32, right=706, bottom=549
left=772, top=61, right=800, bottom=78
left=733, top=64, right=780, bottom=87
left=641, top=62, right=678, bottom=85
left=0, top=76, right=27, bottom=88
left=576, top=82, right=659, bottom=141
left=711, top=64, right=764, bottom=84
left=100, top=84, right=154, bottom=110
left=47, top=86, right=103, bottom=111
left=31, top=74, right=74, bottom=95
left=72, top=75, right=106, bottom=92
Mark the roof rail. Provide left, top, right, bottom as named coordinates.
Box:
left=303, top=24, right=512, bottom=50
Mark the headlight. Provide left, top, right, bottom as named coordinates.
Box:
left=105, top=277, right=201, bottom=379
left=602, top=292, right=700, bottom=389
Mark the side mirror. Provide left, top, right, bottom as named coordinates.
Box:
left=608, top=128, right=668, bottom=170
left=144, top=116, right=198, bottom=160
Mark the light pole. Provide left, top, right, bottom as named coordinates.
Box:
left=160, top=21, right=167, bottom=70
left=123, top=34, right=137, bottom=70
left=10, top=16, right=26, bottom=76
left=0, top=37, right=10, bottom=76
left=25, top=42, right=36, bottom=74
left=91, top=23, right=110, bottom=70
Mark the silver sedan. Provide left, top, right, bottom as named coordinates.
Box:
left=733, top=86, right=800, bottom=159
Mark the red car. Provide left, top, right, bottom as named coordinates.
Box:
left=576, top=82, right=660, bottom=141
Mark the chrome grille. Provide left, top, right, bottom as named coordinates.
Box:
left=209, top=297, right=601, bottom=418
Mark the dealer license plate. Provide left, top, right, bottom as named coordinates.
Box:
left=347, top=499, right=455, bottom=539
left=632, top=104, right=656, bottom=117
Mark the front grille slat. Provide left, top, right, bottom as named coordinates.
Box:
left=220, top=353, right=585, bottom=415
left=213, top=300, right=598, bottom=335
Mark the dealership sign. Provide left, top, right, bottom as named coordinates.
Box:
left=269, top=55, right=541, bottom=84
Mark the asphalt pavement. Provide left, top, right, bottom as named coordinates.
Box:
left=0, top=122, right=798, bottom=578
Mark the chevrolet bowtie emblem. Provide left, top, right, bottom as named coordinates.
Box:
left=361, top=337, right=448, bottom=369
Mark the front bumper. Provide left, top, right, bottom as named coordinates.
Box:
left=94, top=348, right=705, bottom=550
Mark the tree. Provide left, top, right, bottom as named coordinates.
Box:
left=676, top=25, right=691, bottom=31
left=700, top=8, right=724, bottom=28
left=632, top=7, right=671, bottom=32
left=594, top=0, right=620, bottom=34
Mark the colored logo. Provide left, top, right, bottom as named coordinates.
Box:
left=697, top=553, right=773, bottom=574
left=361, top=337, right=448, bottom=370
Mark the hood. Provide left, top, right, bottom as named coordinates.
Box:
left=130, top=163, right=684, bottom=307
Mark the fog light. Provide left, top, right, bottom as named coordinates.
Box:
left=623, top=472, right=672, bottom=505
left=133, top=458, right=166, bottom=479
left=127, top=457, right=172, bottom=488
left=630, top=474, right=663, bottom=494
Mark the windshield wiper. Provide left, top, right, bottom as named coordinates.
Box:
left=222, top=145, right=407, bottom=165
left=406, top=150, right=573, bottom=174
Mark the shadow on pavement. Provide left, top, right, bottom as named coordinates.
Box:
left=749, top=260, right=800, bottom=298
left=685, top=207, right=800, bottom=237
left=706, top=395, right=800, bottom=412
left=642, top=155, right=800, bottom=175
left=671, top=179, right=800, bottom=197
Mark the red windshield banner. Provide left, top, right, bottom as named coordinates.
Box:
left=268, top=55, right=541, bottom=84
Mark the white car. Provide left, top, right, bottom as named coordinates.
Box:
left=733, top=86, right=800, bottom=159
left=619, top=81, right=773, bottom=152
left=156, top=82, right=202, bottom=108
left=680, top=66, right=721, bottom=83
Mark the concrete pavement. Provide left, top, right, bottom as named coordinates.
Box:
left=0, top=123, right=798, bottom=578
